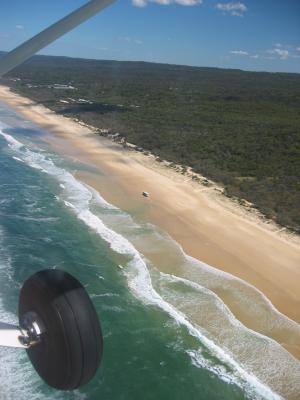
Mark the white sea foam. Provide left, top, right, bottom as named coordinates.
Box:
left=0, top=129, right=24, bottom=150
left=64, top=200, right=76, bottom=209
left=157, top=272, right=300, bottom=396
left=0, top=129, right=288, bottom=400
left=87, top=184, right=117, bottom=210
left=90, top=292, right=119, bottom=298
left=184, top=252, right=300, bottom=335
left=12, top=156, right=24, bottom=163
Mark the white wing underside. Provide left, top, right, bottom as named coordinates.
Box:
left=0, top=0, right=116, bottom=77
left=0, top=322, right=26, bottom=348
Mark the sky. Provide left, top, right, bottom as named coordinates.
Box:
left=0, top=0, right=299, bottom=73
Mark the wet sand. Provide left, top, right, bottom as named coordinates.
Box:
left=0, top=85, right=300, bottom=361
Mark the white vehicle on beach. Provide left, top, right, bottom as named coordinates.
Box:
left=0, top=1, right=299, bottom=399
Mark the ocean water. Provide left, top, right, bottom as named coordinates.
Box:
left=0, top=103, right=299, bottom=400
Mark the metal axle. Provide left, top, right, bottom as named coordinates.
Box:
left=0, top=312, right=45, bottom=349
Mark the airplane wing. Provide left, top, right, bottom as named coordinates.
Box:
left=0, top=0, right=117, bottom=77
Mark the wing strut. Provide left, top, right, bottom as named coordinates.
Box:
left=0, top=0, right=117, bottom=77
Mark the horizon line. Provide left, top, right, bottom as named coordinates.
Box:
left=0, top=49, right=299, bottom=76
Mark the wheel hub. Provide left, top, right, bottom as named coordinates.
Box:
left=19, top=311, right=45, bottom=347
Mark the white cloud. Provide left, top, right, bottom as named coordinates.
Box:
left=268, top=48, right=289, bottom=60
left=296, top=47, right=300, bottom=52
left=230, top=50, right=248, bottom=55
left=118, top=36, right=143, bottom=45
left=0, top=33, right=11, bottom=39
left=274, top=49, right=289, bottom=59
left=228, top=44, right=294, bottom=61
left=118, top=36, right=132, bottom=42
left=16, top=25, right=24, bottom=30
left=132, top=0, right=202, bottom=7
left=215, top=2, right=247, bottom=17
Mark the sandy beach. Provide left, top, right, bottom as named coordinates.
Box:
left=0, top=85, right=300, bottom=361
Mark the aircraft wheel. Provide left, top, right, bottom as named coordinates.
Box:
left=18, top=269, right=103, bottom=390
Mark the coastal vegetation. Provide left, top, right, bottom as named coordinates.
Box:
left=1, top=52, right=300, bottom=232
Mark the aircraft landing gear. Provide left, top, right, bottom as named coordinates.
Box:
left=0, top=269, right=103, bottom=390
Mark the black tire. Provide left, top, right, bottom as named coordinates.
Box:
left=18, top=269, right=103, bottom=390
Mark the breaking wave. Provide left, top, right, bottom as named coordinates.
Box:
left=2, top=126, right=300, bottom=399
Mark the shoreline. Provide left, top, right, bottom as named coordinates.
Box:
left=1, top=85, right=300, bottom=358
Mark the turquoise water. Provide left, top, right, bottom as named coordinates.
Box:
left=0, top=103, right=297, bottom=400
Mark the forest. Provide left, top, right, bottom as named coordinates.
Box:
left=1, top=52, right=299, bottom=233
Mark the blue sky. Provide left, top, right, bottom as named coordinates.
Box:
left=0, top=0, right=299, bottom=73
